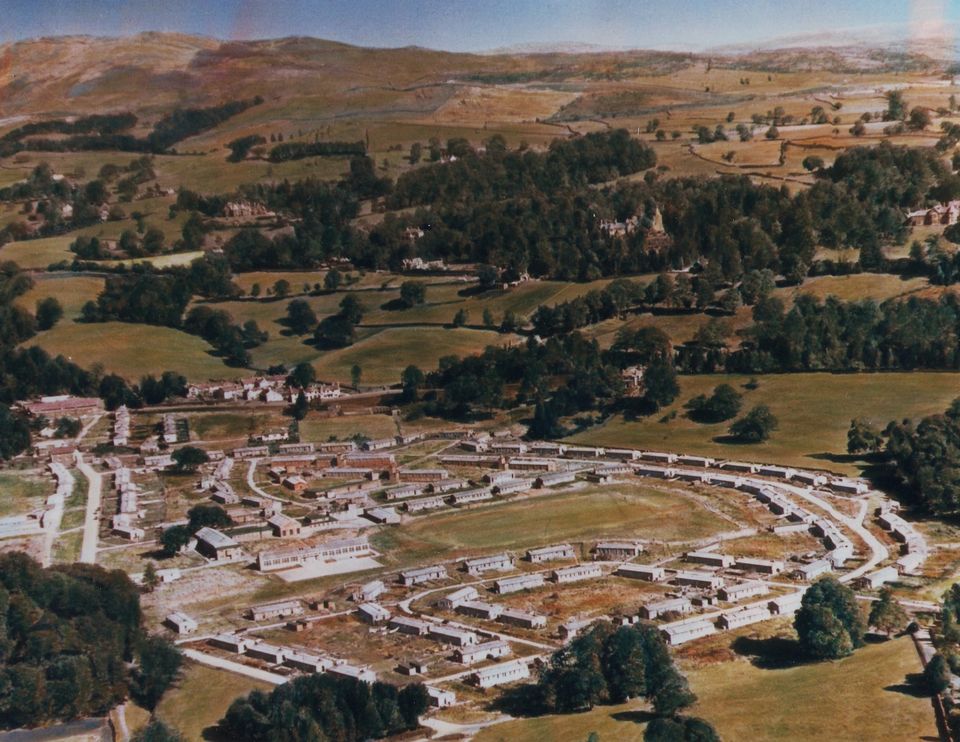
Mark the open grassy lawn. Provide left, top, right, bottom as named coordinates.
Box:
left=191, top=411, right=279, bottom=441
left=155, top=662, right=271, bottom=742
left=24, top=321, right=245, bottom=381
left=478, top=637, right=933, bottom=742
left=311, top=326, right=519, bottom=385
left=373, top=484, right=730, bottom=564
left=300, top=413, right=398, bottom=442
left=0, top=235, right=74, bottom=268
left=14, top=274, right=105, bottom=320
left=687, top=637, right=934, bottom=741
left=569, top=371, right=960, bottom=475
left=0, top=472, right=48, bottom=518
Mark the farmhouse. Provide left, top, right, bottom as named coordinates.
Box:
left=267, top=513, right=302, bottom=538
left=209, top=634, right=249, bottom=653
left=284, top=651, right=333, bottom=674
left=457, top=600, right=503, bottom=620
left=536, top=471, right=577, bottom=487
left=399, top=564, right=448, bottom=585
left=357, top=602, right=391, bottom=624
left=640, top=597, right=693, bottom=620
left=674, top=570, right=724, bottom=590
left=438, top=586, right=480, bottom=610
left=248, top=600, right=304, bottom=622
left=247, top=643, right=287, bottom=664
left=327, top=664, right=376, bottom=683
left=685, top=550, right=734, bottom=568
left=593, top=541, right=644, bottom=561
left=735, top=557, right=785, bottom=575
left=454, top=639, right=512, bottom=665
left=451, top=488, right=494, bottom=505
left=164, top=612, right=198, bottom=635
left=526, top=543, right=575, bottom=563
left=494, top=573, right=544, bottom=594
left=365, top=506, right=401, bottom=524
left=428, top=624, right=479, bottom=647
left=768, top=591, right=806, bottom=616
left=471, top=659, right=530, bottom=688
left=660, top=620, right=716, bottom=646
left=858, top=566, right=899, bottom=590
left=462, top=553, right=514, bottom=575
left=553, top=563, right=603, bottom=583
left=617, top=563, right=666, bottom=582
left=389, top=616, right=431, bottom=636
left=398, top=468, right=449, bottom=482
left=427, top=687, right=456, bottom=708
left=718, top=582, right=769, bottom=602
left=499, top=608, right=547, bottom=629
left=792, top=560, right=832, bottom=581
left=405, top=496, right=446, bottom=513
left=717, top=606, right=772, bottom=630
left=352, top=580, right=385, bottom=603
left=195, top=527, right=242, bottom=561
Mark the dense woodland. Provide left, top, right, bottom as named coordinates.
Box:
left=216, top=673, right=429, bottom=741
left=0, top=554, right=181, bottom=729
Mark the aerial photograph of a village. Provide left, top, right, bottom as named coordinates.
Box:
left=11, top=0, right=960, bottom=740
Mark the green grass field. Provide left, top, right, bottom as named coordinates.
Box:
left=373, top=484, right=731, bottom=565
left=0, top=472, right=48, bottom=518
left=156, top=662, right=271, bottom=742
left=300, top=413, right=398, bottom=441
left=24, top=321, right=245, bottom=381
left=0, top=235, right=75, bottom=269
left=569, top=371, right=960, bottom=475
left=477, top=637, right=933, bottom=742
left=15, top=274, right=105, bottom=320
left=310, top=326, right=520, bottom=385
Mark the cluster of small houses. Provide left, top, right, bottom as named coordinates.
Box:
left=186, top=376, right=341, bottom=404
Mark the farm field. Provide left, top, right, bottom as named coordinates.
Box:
left=300, top=413, right=398, bottom=442
left=569, top=371, right=960, bottom=474
left=0, top=471, right=48, bottom=518
left=14, top=274, right=105, bottom=320
left=372, top=484, right=733, bottom=565
left=23, top=321, right=243, bottom=381
left=477, top=637, right=932, bottom=742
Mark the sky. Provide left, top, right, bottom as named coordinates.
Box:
left=0, top=0, right=955, bottom=52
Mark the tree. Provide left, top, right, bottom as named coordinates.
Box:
left=35, top=297, right=63, bottom=330
left=287, top=362, right=316, bottom=389
left=187, top=504, right=232, bottom=531
left=401, top=365, right=425, bottom=402
left=483, top=308, right=495, bottom=327
left=847, top=418, right=882, bottom=454
left=885, top=90, right=907, bottom=121
left=142, top=227, right=165, bottom=255
left=159, top=525, right=191, bottom=557
left=642, top=360, right=679, bottom=411
left=452, top=308, right=469, bottom=327
left=250, top=282, right=261, bottom=298
left=324, top=269, right=342, bottom=291
left=291, top=390, right=308, bottom=421
left=399, top=281, right=426, bottom=308
left=142, top=562, right=160, bottom=592
left=645, top=717, right=719, bottom=742
left=924, top=653, right=951, bottom=694
left=729, top=404, right=778, bottom=442
left=802, top=155, right=825, bottom=171
left=132, top=636, right=183, bottom=710
left=273, top=279, right=291, bottom=298
left=908, top=107, right=932, bottom=131
left=686, top=383, right=742, bottom=423
left=409, top=142, right=422, bottom=164
left=285, top=299, right=317, bottom=335
left=351, top=364, right=363, bottom=389
left=869, top=587, right=909, bottom=636
left=765, top=125, right=779, bottom=140
left=339, top=294, right=364, bottom=324
left=795, top=576, right=866, bottom=659
left=171, top=446, right=208, bottom=473
left=0, top=405, right=31, bottom=459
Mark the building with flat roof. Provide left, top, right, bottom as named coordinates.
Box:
left=494, top=573, right=544, bottom=594
left=553, top=563, right=603, bottom=584
left=462, top=553, right=513, bottom=575
left=357, top=602, right=391, bottom=624
left=526, top=543, right=575, bottom=563
left=454, top=639, right=511, bottom=665
left=471, top=659, right=530, bottom=688
left=399, top=564, right=448, bottom=585
left=248, top=600, right=304, bottom=621
left=165, top=612, right=198, bottom=634
left=617, top=564, right=665, bottom=582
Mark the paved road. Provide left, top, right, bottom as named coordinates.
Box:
left=75, top=452, right=103, bottom=564
left=182, top=648, right=289, bottom=685
left=246, top=459, right=288, bottom=504
left=41, top=464, right=72, bottom=567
